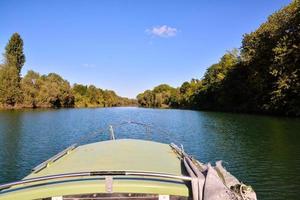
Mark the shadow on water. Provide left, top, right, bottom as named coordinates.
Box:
left=195, top=111, right=300, bottom=199
left=0, top=110, right=24, bottom=183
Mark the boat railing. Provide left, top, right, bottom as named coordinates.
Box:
left=72, top=120, right=171, bottom=145
left=108, top=120, right=171, bottom=139
left=0, top=170, right=192, bottom=191
left=32, top=144, right=77, bottom=173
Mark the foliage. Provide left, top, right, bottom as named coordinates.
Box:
left=0, top=33, right=25, bottom=107
left=21, top=70, right=40, bottom=107
left=137, top=81, right=202, bottom=108
left=0, top=64, right=23, bottom=106
left=72, top=84, right=136, bottom=108
left=237, top=0, right=300, bottom=115
left=4, top=33, right=25, bottom=74
left=138, top=1, right=300, bottom=116
left=21, top=71, right=74, bottom=108
left=137, top=84, right=178, bottom=108
left=0, top=34, right=136, bottom=109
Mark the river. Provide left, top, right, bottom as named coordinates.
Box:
left=0, top=107, right=299, bottom=199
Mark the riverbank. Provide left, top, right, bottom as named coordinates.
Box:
left=136, top=105, right=300, bottom=118
left=137, top=2, right=300, bottom=117
left=0, top=104, right=137, bottom=110
left=1, top=103, right=298, bottom=118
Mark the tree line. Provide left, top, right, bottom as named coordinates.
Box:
left=137, top=1, right=300, bottom=116
left=0, top=33, right=136, bottom=109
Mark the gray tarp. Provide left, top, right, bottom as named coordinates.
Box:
left=204, top=163, right=237, bottom=200
left=170, top=143, right=257, bottom=200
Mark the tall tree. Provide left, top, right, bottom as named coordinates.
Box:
left=4, top=33, right=25, bottom=74
left=0, top=33, right=25, bottom=106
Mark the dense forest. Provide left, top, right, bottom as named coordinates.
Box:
left=137, top=1, right=300, bottom=116
left=0, top=33, right=136, bottom=109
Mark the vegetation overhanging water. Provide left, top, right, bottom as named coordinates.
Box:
left=137, top=1, right=300, bottom=117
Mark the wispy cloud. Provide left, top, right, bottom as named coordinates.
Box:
left=82, top=63, right=96, bottom=68
left=146, top=25, right=178, bottom=38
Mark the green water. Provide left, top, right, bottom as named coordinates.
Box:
left=0, top=107, right=299, bottom=199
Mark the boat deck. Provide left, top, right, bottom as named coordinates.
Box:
left=27, top=139, right=185, bottom=178
left=0, top=139, right=190, bottom=200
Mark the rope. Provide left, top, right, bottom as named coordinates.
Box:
left=73, top=120, right=172, bottom=146
left=74, top=127, right=108, bottom=145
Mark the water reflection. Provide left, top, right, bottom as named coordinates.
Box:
left=0, top=108, right=299, bottom=200
left=0, top=110, right=24, bottom=182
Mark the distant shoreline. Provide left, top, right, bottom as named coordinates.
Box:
left=1, top=105, right=298, bottom=119
left=0, top=104, right=138, bottom=110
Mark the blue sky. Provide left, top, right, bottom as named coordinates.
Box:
left=0, top=0, right=291, bottom=98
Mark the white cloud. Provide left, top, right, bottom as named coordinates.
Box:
left=146, top=25, right=178, bottom=38
left=82, top=63, right=96, bottom=68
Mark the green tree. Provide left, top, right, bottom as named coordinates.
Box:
left=0, top=64, right=23, bottom=106
left=136, top=1, right=300, bottom=116
left=72, top=84, right=135, bottom=108
left=73, top=84, right=88, bottom=96
left=137, top=84, right=178, bottom=108
left=0, top=33, right=25, bottom=107
left=0, top=33, right=135, bottom=109
left=86, top=85, right=104, bottom=106
left=21, top=70, right=41, bottom=107
left=240, top=0, right=300, bottom=115
left=36, top=73, right=74, bottom=108
left=4, top=33, right=25, bottom=74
